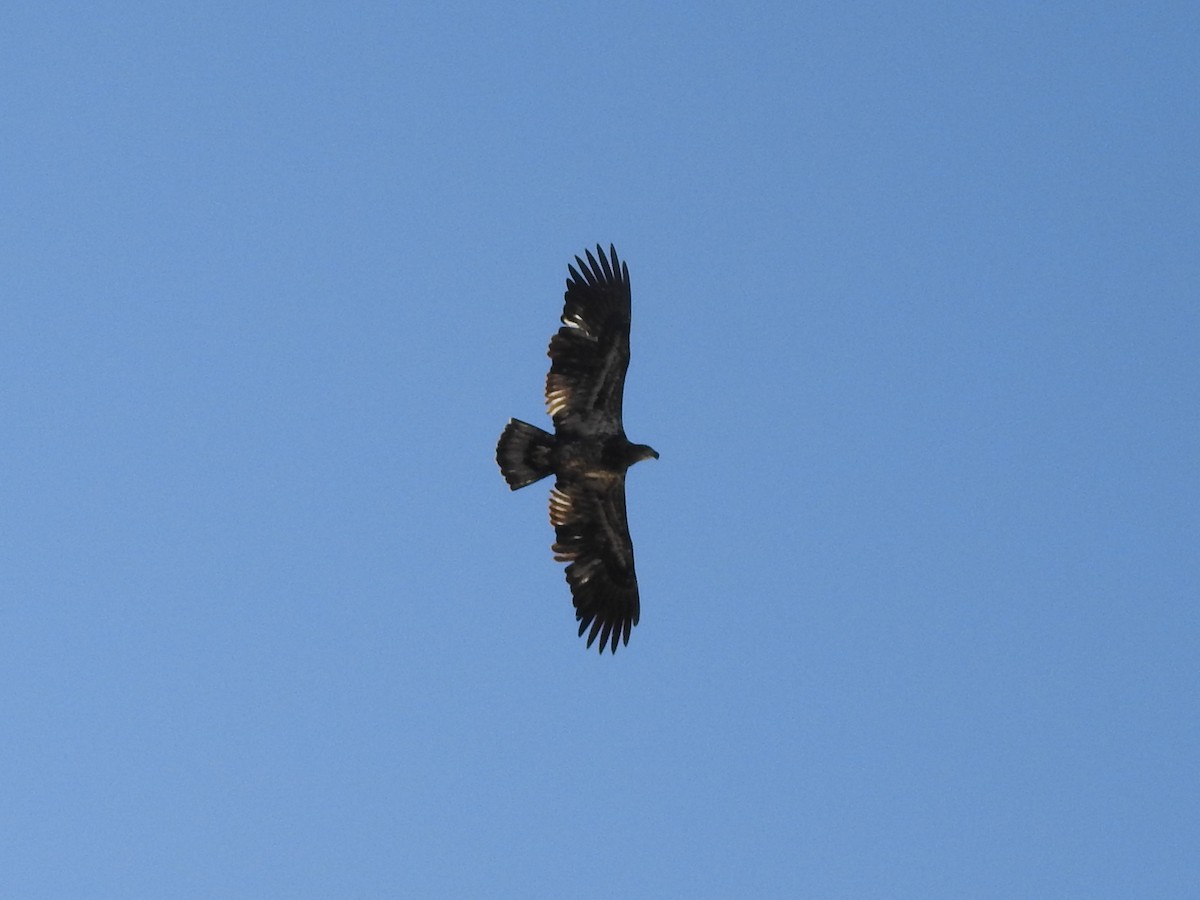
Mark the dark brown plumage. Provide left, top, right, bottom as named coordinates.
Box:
left=496, top=245, right=658, bottom=654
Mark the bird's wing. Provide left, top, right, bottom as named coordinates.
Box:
left=545, top=244, right=631, bottom=431
left=549, top=476, right=641, bottom=654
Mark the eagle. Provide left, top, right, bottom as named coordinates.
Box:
left=496, top=244, right=658, bottom=654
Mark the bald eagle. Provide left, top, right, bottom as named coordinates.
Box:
left=497, top=244, right=658, bottom=654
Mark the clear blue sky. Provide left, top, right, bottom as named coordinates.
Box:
left=3, top=2, right=1197, bottom=897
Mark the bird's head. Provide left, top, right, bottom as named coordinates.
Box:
left=632, top=443, right=660, bottom=463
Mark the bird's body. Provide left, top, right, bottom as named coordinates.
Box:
left=497, top=245, right=657, bottom=654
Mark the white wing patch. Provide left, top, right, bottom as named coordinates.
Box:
left=545, top=377, right=572, bottom=416
left=549, top=486, right=574, bottom=529
left=561, top=313, right=598, bottom=339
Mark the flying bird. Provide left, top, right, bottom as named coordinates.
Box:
left=497, top=244, right=658, bottom=654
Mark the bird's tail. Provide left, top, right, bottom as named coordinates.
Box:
left=496, top=419, right=556, bottom=490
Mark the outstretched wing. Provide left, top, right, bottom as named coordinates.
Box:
left=549, top=477, right=641, bottom=654
left=545, top=244, right=631, bottom=432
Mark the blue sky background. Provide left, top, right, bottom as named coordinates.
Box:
left=3, top=2, right=1197, bottom=897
